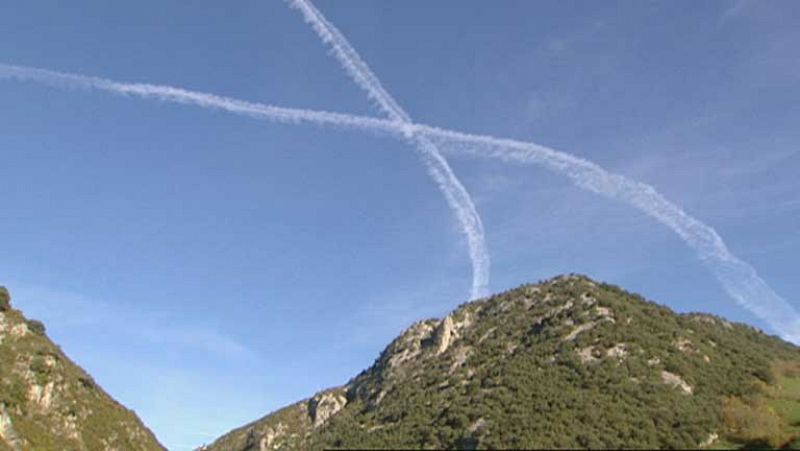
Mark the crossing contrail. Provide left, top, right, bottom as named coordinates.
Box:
left=287, top=0, right=490, bottom=299
left=416, top=124, right=800, bottom=343
left=1, top=62, right=798, bottom=343
left=0, top=63, right=395, bottom=134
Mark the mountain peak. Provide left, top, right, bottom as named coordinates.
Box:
left=202, top=274, right=799, bottom=449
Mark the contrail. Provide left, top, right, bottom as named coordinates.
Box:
left=0, top=63, right=397, bottom=134
left=417, top=124, right=800, bottom=343
left=286, top=0, right=490, bottom=299
left=1, top=63, right=797, bottom=342
left=285, top=0, right=407, bottom=121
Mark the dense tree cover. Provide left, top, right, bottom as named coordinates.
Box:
left=206, top=275, right=800, bottom=450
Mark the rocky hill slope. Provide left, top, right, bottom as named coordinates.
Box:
left=0, top=287, right=164, bottom=450
left=202, top=275, right=800, bottom=450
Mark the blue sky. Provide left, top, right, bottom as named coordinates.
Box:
left=1, top=0, right=799, bottom=448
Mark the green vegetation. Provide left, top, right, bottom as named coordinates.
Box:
left=205, top=275, right=800, bottom=450
left=713, top=361, right=800, bottom=449
left=25, top=319, right=46, bottom=336
left=0, top=286, right=9, bottom=311
left=0, top=289, right=164, bottom=450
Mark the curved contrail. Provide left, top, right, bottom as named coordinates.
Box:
left=1, top=63, right=798, bottom=343
left=416, top=124, right=800, bottom=343
left=286, top=0, right=490, bottom=299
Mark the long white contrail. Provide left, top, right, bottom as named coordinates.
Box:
left=286, top=0, right=490, bottom=299
left=2, top=63, right=798, bottom=342
left=285, top=0, right=407, bottom=121
left=0, top=63, right=397, bottom=134
left=417, top=124, right=800, bottom=343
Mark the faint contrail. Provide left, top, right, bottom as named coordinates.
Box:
left=287, top=0, right=490, bottom=299
left=2, top=63, right=797, bottom=342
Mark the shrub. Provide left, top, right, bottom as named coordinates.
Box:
left=722, top=395, right=785, bottom=448
left=26, top=319, right=46, bottom=335
left=30, top=356, right=52, bottom=385
left=773, top=360, right=800, bottom=378
left=0, top=286, right=9, bottom=311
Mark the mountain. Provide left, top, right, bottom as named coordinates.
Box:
left=201, top=275, right=800, bottom=450
left=0, top=287, right=164, bottom=450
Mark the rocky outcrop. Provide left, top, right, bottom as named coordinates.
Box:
left=577, top=343, right=628, bottom=364
left=563, top=322, right=595, bottom=341
left=700, top=432, right=719, bottom=447
left=0, top=404, right=21, bottom=450
left=385, top=319, right=438, bottom=370
left=606, top=343, right=628, bottom=359
left=661, top=370, right=693, bottom=395
left=261, top=423, right=287, bottom=450
left=577, top=346, right=600, bottom=363
left=673, top=337, right=698, bottom=354
left=434, top=315, right=455, bottom=355
left=308, top=391, right=347, bottom=428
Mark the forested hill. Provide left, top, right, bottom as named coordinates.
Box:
left=0, top=287, right=164, bottom=450
left=202, top=275, right=800, bottom=450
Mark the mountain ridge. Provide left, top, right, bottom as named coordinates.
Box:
left=0, top=286, right=164, bottom=450
left=201, top=274, right=800, bottom=450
